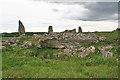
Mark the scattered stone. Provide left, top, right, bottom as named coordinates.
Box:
left=20, top=44, right=28, bottom=49
left=8, top=43, right=11, bottom=45
left=40, top=56, right=44, bottom=60
left=104, top=46, right=113, bottom=49
left=64, top=49, right=71, bottom=56
left=78, top=52, right=83, bottom=57
left=98, top=46, right=104, bottom=53
left=32, top=34, right=41, bottom=39
left=55, top=52, right=62, bottom=57
left=99, top=36, right=107, bottom=41
left=78, top=47, right=85, bottom=52
left=24, top=51, right=31, bottom=54
left=28, top=42, right=32, bottom=46
left=23, top=41, right=32, bottom=46
left=77, top=46, right=95, bottom=58
left=2, top=40, right=9, bottom=45
left=98, top=46, right=114, bottom=58
left=11, top=43, right=17, bottom=47
left=70, top=48, right=77, bottom=56
left=2, top=46, right=6, bottom=49
left=78, top=26, right=82, bottom=33
left=102, top=51, right=113, bottom=58
left=33, top=39, right=41, bottom=48
left=19, top=34, right=26, bottom=38
left=16, top=40, right=20, bottom=42
left=89, top=46, right=95, bottom=52
left=78, top=49, right=89, bottom=58
left=12, top=48, right=15, bottom=50
left=18, top=20, right=25, bottom=35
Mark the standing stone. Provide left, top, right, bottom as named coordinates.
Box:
left=18, top=20, right=25, bottom=35
left=48, top=25, right=53, bottom=34
left=78, top=26, right=82, bottom=33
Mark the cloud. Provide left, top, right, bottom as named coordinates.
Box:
left=82, top=2, right=118, bottom=21
left=0, top=0, right=118, bottom=33
left=32, top=0, right=119, bottom=2
left=32, top=1, right=118, bottom=21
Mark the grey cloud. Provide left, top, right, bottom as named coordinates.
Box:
left=60, top=2, right=118, bottom=21
left=74, top=2, right=117, bottom=21
left=32, top=0, right=118, bottom=21
left=81, top=2, right=118, bottom=21
left=52, top=9, right=59, bottom=12
left=32, top=0, right=119, bottom=2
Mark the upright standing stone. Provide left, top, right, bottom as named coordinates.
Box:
left=78, top=26, right=82, bottom=33
left=48, top=25, right=53, bottom=34
left=18, top=20, right=25, bottom=35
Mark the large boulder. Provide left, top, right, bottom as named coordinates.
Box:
left=18, top=20, right=25, bottom=35
left=39, top=32, right=99, bottom=49
left=40, top=38, right=65, bottom=49
left=98, top=46, right=113, bottom=58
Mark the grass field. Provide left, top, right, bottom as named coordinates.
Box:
left=2, top=31, right=119, bottom=78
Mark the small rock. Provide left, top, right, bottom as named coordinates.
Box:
left=23, top=41, right=32, bottom=46
left=64, top=49, right=71, bottom=56
left=2, top=46, right=6, bottom=49
left=78, top=52, right=83, bottom=57
left=2, top=40, right=9, bottom=45
left=104, top=46, right=113, bottom=49
left=19, top=34, right=26, bottom=38
left=16, top=40, right=20, bottom=42
left=98, top=46, right=114, bottom=58
left=99, top=36, right=107, bottom=41
left=40, top=56, right=44, bottom=60
left=55, top=52, right=62, bottom=57
left=102, top=51, right=113, bottom=58
left=24, top=51, right=31, bottom=54
left=11, top=43, right=17, bottom=47
left=90, top=46, right=95, bottom=52
left=20, top=44, right=28, bottom=49
left=13, top=48, right=15, bottom=50
left=78, top=47, right=85, bottom=51
left=28, top=42, right=32, bottom=46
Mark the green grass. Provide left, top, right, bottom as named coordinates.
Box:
left=2, top=31, right=119, bottom=78
left=2, top=37, right=12, bottom=40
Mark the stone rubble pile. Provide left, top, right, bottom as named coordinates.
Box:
left=54, top=45, right=114, bottom=58
left=98, top=46, right=113, bottom=58
left=38, top=32, right=99, bottom=49
left=1, top=20, right=115, bottom=59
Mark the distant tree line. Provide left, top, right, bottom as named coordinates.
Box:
left=2, top=32, right=47, bottom=37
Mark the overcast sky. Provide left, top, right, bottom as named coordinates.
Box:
left=0, top=0, right=119, bottom=33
